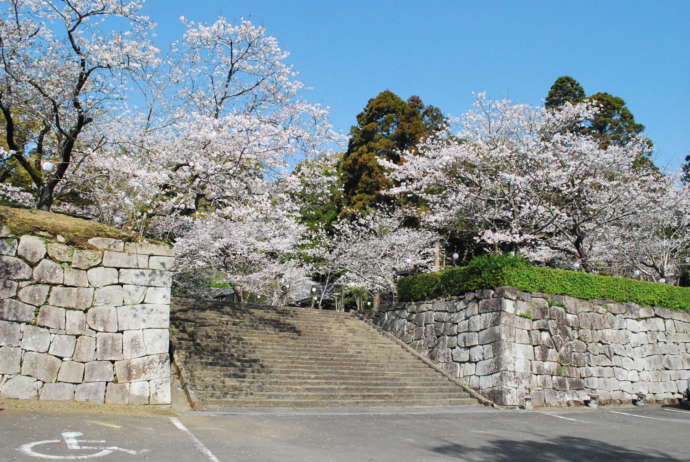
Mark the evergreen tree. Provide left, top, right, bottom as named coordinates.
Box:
left=340, top=90, right=446, bottom=213
left=545, top=76, right=586, bottom=109
left=584, top=92, right=646, bottom=149
left=545, top=77, right=653, bottom=167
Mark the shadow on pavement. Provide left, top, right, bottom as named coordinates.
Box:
left=429, top=436, right=684, bottom=461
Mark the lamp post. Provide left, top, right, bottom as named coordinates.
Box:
left=310, top=287, right=317, bottom=309
left=452, top=252, right=459, bottom=266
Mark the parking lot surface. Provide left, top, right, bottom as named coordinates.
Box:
left=1, top=403, right=689, bottom=461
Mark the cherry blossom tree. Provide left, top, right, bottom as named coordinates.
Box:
left=614, top=184, right=690, bottom=283
left=387, top=94, right=668, bottom=273
left=174, top=183, right=309, bottom=303
left=312, top=208, right=437, bottom=310
left=0, top=0, right=158, bottom=209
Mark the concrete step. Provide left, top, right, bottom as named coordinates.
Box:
left=172, top=298, right=482, bottom=410
left=200, top=397, right=479, bottom=409
left=198, top=391, right=472, bottom=401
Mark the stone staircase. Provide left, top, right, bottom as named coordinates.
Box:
left=171, top=298, right=482, bottom=410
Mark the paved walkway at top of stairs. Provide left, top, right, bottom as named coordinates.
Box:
left=171, top=298, right=481, bottom=411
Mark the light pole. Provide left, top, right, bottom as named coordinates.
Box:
left=452, top=252, right=459, bottom=266
left=310, top=287, right=317, bottom=309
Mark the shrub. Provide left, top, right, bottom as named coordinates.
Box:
left=397, top=255, right=690, bottom=310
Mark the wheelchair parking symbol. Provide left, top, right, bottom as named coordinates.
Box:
left=18, top=431, right=148, bottom=459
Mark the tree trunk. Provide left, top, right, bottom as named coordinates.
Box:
left=372, top=293, right=380, bottom=314
left=36, top=185, right=53, bottom=211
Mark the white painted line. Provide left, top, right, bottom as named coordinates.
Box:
left=664, top=408, right=690, bottom=415
left=170, top=417, right=221, bottom=462
left=610, top=410, right=690, bottom=424
left=537, top=412, right=587, bottom=423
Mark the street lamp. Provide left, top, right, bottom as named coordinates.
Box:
left=452, top=252, right=459, bottom=266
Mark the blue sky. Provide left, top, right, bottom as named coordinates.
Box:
left=143, top=0, right=689, bottom=172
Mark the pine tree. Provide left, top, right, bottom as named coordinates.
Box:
left=545, top=76, right=586, bottom=109
left=340, top=90, right=446, bottom=213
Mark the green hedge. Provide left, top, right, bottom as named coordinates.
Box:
left=397, top=255, right=690, bottom=310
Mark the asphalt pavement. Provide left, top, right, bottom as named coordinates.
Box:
left=1, top=403, right=689, bottom=461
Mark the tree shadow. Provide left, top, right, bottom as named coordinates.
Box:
left=170, top=298, right=307, bottom=399
left=429, top=436, right=684, bottom=462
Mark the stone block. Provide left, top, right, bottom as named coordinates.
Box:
left=0, top=238, right=17, bottom=256
left=0, top=279, right=17, bottom=299
left=22, top=351, right=61, bottom=382
left=46, top=243, right=74, bottom=262
left=87, top=267, right=119, bottom=288
left=93, top=285, right=125, bottom=307
left=115, top=353, right=169, bottom=383
left=63, top=269, right=89, bottom=287
left=84, top=361, right=114, bottom=382
left=128, top=381, right=150, bottom=404
left=117, top=304, right=169, bottom=330
left=1, top=298, right=35, bottom=323
left=75, top=382, right=106, bottom=403
left=123, top=330, right=145, bottom=359
left=40, top=383, right=76, bottom=400
left=102, top=251, right=148, bottom=269
left=478, top=298, right=502, bottom=313
left=106, top=383, right=129, bottom=404
left=73, top=336, right=96, bottom=362
left=72, top=250, right=102, bottom=269
left=125, top=241, right=174, bottom=257
left=452, top=347, right=470, bottom=362
left=32, top=259, right=64, bottom=284
left=478, top=326, right=501, bottom=345
left=0, top=375, right=40, bottom=399
left=66, top=311, right=89, bottom=335
left=37, top=305, right=66, bottom=330
left=148, top=256, right=175, bottom=271
left=119, top=269, right=172, bottom=288
left=17, top=235, right=46, bottom=263
left=49, top=334, right=76, bottom=358
left=476, top=358, right=499, bottom=375
left=57, top=361, right=85, bottom=383
left=48, top=287, right=94, bottom=310
left=144, top=287, right=170, bottom=305
left=86, top=306, right=118, bottom=332
left=123, top=285, right=147, bottom=305
left=0, top=256, right=32, bottom=280
left=18, top=284, right=50, bottom=307
left=149, top=378, right=171, bottom=404
left=21, top=325, right=51, bottom=352
left=0, top=346, right=21, bottom=374
left=88, top=237, right=124, bottom=251
left=96, top=333, right=123, bottom=360
left=0, top=320, right=21, bottom=346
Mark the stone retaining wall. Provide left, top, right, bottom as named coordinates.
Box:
left=377, top=288, right=690, bottom=407
left=0, top=228, right=173, bottom=405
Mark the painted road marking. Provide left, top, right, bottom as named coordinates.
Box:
left=663, top=408, right=690, bottom=415
left=610, top=410, right=690, bottom=424
left=170, top=417, right=221, bottom=462
left=537, top=412, right=587, bottom=423
left=18, top=431, right=147, bottom=459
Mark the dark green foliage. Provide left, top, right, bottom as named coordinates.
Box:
left=545, top=76, right=585, bottom=109
left=340, top=90, right=447, bottom=213
left=584, top=92, right=646, bottom=149
left=398, top=255, right=690, bottom=310
left=544, top=77, right=654, bottom=168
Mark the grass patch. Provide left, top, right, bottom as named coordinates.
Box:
left=398, top=254, right=690, bottom=310
left=0, top=205, right=137, bottom=249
